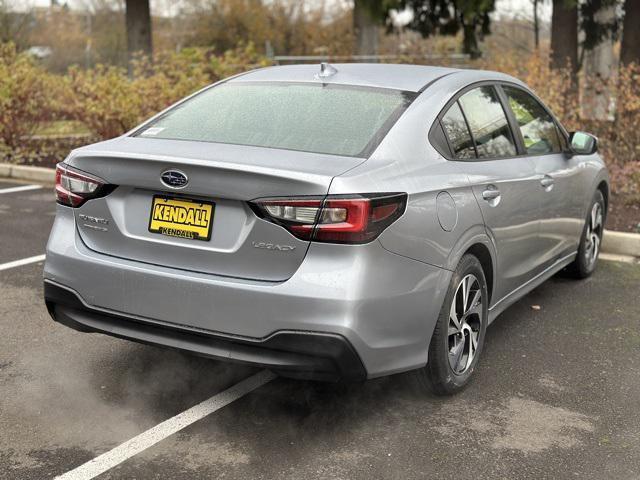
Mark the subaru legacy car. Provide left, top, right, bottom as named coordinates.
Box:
left=44, top=63, right=608, bottom=394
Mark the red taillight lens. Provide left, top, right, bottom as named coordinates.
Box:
left=250, top=193, right=407, bottom=244
left=55, top=163, right=111, bottom=207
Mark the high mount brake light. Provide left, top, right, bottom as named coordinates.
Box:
left=250, top=193, right=407, bottom=244
left=55, top=163, right=113, bottom=207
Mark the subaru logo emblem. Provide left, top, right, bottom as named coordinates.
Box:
left=160, top=169, right=188, bottom=189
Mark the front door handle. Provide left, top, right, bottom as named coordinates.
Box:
left=540, top=175, right=555, bottom=189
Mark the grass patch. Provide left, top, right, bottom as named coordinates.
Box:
left=34, top=121, right=91, bottom=137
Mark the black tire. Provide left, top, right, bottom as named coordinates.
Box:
left=566, top=190, right=605, bottom=279
left=415, top=254, right=489, bottom=396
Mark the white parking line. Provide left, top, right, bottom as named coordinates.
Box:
left=0, top=254, right=46, bottom=272
left=55, top=369, right=276, bottom=480
left=0, top=184, right=42, bottom=195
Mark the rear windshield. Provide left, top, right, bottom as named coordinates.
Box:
left=135, top=82, right=415, bottom=157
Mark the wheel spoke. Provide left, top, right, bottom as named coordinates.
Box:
left=465, top=301, right=482, bottom=319
left=449, top=298, right=461, bottom=331
left=594, top=211, right=603, bottom=231
left=464, top=338, right=474, bottom=370
left=461, top=276, right=470, bottom=311
left=592, top=233, right=600, bottom=258
left=449, top=339, right=464, bottom=372
left=467, top=289, right=481, bottom=312
left=465, top=331, right=478, bottom=370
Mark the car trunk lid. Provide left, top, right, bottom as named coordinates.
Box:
left=67, top=137, right=365, bottom=281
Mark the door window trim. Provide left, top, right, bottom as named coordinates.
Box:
left=456, top=99, right=479, bottom=158
left=429, top=80, right=570, bottom=162
left=494, top=85, right=527, bottom=155
left=438, top=100, right=478, bottom=160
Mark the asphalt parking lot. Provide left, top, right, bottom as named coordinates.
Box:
left=1, top=179, right=639, bottom=480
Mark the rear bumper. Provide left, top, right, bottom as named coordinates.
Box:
left=44, top=204, right=451, bottom=378
left=45, top=282, right=366, bottom=381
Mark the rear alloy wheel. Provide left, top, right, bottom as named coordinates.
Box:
left=567, top=190, right=605, bottom=279
left=415, top=254, right=488, bottom=395
left=447, top=274, right=482, bottom=375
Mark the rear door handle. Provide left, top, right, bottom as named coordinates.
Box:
left=540, top=175, right=555, bottom=188
left=482, top=188, right=501, bottom=200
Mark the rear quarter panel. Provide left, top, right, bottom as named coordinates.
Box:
left=329, top=71, right=505, bottom=273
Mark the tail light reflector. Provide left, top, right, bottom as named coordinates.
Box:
left=55, top=163, right=113, bottom=207
left=250, top=193, right=407, bottom=244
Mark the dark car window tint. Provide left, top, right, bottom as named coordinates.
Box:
left=458, top=86, right=517, bottom=159
left=441, top=102, right=476, bottom=159
left=135, top=82, right=414, bottom=157
left=503, top=86, right=562, bottom=155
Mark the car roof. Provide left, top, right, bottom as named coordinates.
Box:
left=228, top=63, right=466, bottom=93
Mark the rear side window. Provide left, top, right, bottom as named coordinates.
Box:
left=441, top=102, right=476, bottom=159
left=457, top=86, right=517, bottom=159
left=503, top=86, right=562, bottom=155
left=135, top=82, right=415, bottom=157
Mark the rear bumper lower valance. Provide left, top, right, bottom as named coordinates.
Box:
left=44, top=281, right=367, bottom=382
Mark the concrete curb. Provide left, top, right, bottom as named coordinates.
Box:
left=602, top=229, right=640, bottom=257
left=0, top=163, right=55, bottom=184
left=600, top=253, right=639, bottom=264
left=1, top=163, right=639, bottom=258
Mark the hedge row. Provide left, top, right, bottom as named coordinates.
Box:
left=1, top=42, right=638, bottom=197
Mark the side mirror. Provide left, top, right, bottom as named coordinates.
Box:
left=568, top=131, right=598, bottom=155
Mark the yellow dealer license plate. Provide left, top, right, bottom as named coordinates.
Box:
left=148, top=195, right=214, bottom=241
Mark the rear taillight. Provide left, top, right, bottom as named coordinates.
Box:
left=250, top=193, right=407, bottom=244
left=55, top=163, right=113, bottom=208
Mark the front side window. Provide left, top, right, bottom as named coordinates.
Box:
left=441, top=102, right=476, bottom=159
left=458, top=86, right=517, bottom=159
left=135, top=82, right=415, bottom=157
left=503, top=86, right=562, bottom=155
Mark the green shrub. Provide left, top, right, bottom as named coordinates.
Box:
left=0, top=41, right=637, bottom=197
left=0, top=43, right=59, bottom=148
left=62, top=43, right=269, bottom=141
left=63, top=64, right=141, bottom=139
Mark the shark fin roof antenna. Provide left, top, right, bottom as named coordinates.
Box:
left=316, top=62, right=338, bottom=79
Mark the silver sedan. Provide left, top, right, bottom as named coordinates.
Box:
left=44, top=63, right=608, bottom=394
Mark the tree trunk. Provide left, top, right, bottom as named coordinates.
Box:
left=353, top=0, right=378, bottom=57
left=125, top=0, right=152, bottom=71
left=621, top=0, right=640, bottom=66
left=550, top=0, right=578, bottom=79
left=583, top=2, right=616, bottom=120
left=532, top=0, right=539, bottom=49
left=462, top=21, right=480, bottom=59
